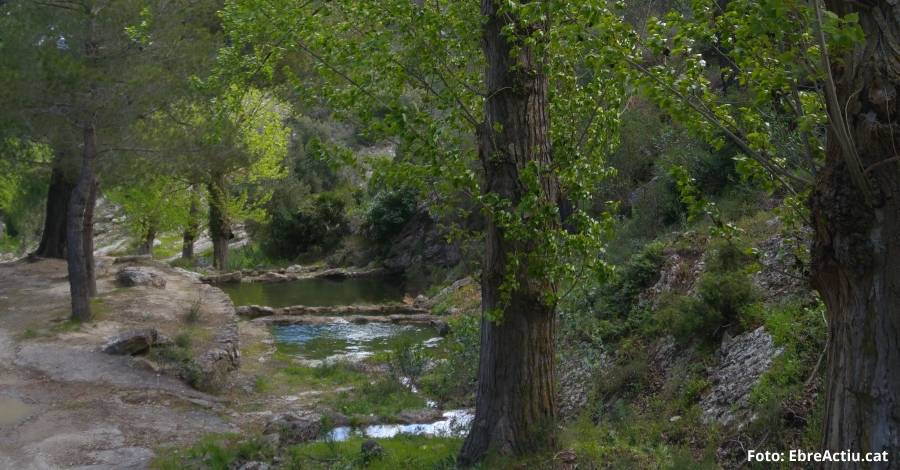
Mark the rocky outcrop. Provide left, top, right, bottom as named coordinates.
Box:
left=382, top=209, right=462, bottom=274
left=421, top=276, right=475, bottom=310
left=116, top=267, right=166, bottom=289
left=193, top=284, right=241, bottom=393
left=236, top=303, right=429, bottom=318
left=700, top=327, right=783, bottom=428
left=637, top=246, right=704, bottom=309
left=263, top=411, right=324, bottom=447
left=102, top=329, right=163, bottom=355
left=752, top=230, right=811, bottom=304
left=200, top=266, right=386, bottom=285
left=557, top=347, right=608, bottom=420
left=201, top=271, right=242, bottom=285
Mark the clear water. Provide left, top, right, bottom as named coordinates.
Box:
left=327, top=410, right=473, bottom=441
left=272, top=322, right=438, bottom=361
left=220, top=276, right=407, bottom=308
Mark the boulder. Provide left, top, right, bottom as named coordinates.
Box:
left=234, top=462, right=270, bottom=470
left=200, top=271, right=242, bottom=284
left=116, top=267, right=166, bottom=289
left=102, top=329, right=161, bottom=355
left=699, top=326, right=783, bottom=427
left=263, top=411, right=323, bottom=447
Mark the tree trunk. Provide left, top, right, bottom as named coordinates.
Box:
left=137, top=221, right=156, bottom=256
left=208, top=172, right=230, bottom=270
left=35, top=161, right=75, bottom=259
left=84, top=178, right=97, bottom=297
left=67, top=125, right=96, bottom=322
left=182, top=184, right=200, bottom=260
left=812, top=1, right=900, bottom=465
left=458, top=1, right=558, bottom=464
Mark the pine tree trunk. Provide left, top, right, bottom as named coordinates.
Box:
left=67, top=125, right=96, bottom=322
left=182, top=185, right=199, bottom=260
left=458, top=0, right=558, bottom=464
left=813, top=1, right=900, bottom=464
left=208, top=172, right=230, bottom=270
left=35, top=161, right=75, bottom=259
left=83, top=178, right=97, bottom=297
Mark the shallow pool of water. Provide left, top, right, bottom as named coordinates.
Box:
left=221, top=276, right=407, bottom=308
left=327, top=410, right=473, bottom=441
left=272, top=322, right=439, bottom=361
left=0, top=397, right=32, bottom=426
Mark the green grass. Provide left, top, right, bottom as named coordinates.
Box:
left=151, top=434, right=275, bottom=470
left=328, top=377, right=426, bottom=419
left=152, top=232, right=184, bottom=259
left=285, top=435, right=461, bottom=470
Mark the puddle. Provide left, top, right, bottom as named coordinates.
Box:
left=0, top=397, right=32, bottom=425
left=221, top=276, right=407, bottom=308
left=327, top=410, right=473, bottom=441
left=272, top=322, right=439, bottom=361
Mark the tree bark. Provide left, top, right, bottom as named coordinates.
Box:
left=458, top=0, right=558, bottom=464
left=35, top=160, right=75, bottom=259
left=84, top=178, right=97, bottom=297
left=812, top=1, right=900, bottom=466
left=208, top=172, right=230, bottom=270
left=137, top=221, right=156, bottom=256
left=67, top=125, right=96, bottom=322
left=182, top=184, right=200, bottom=260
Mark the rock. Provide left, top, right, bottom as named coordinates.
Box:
left=382, top=208, right=462, bottom=275
left=360, top=439, right=384, bottom=461
left=102, top=329, right=160, bottom=355
left=236, top=305, right=277, bottom=318
left=413, top=295, right=428, bottom=308
left=263, top=412, right=323, bottom=447
left=432, top=320, right=450, bottom=336
left=112, top=254, right=153, bottom=264
left=116, top=267, right=166, bottom=289
left=201, top=271, right=242, bottom=284
left=422, top=277, right=475, bottom=309
left=557, top=347, right=607, bottom=420
left=234, top=462, right=270, bottom=470
left=752, top=231, right=811, bottom=304
left=699, top=327, right=783, bottom=428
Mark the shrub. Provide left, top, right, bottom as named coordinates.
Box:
left=362, top=186, right=417, bottom=244
left=262, top=192, right=349, bottom=259
left=420, top=314, right=480, bottom=406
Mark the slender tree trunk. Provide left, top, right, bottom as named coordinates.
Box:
left=67, top=125, right=96, bottom=321
left=84, top=178, right=97, bottom=297
left=208, top=172, right=230, bottom=270
left=137, top=221, right=156, bottom=256
left=35, top=160, right=75, bottom=259
left=459, top=1, right=558, bottom=464
left=812, top=1, right=900, bottom=465
left=182, top=184, right=199, bottom=260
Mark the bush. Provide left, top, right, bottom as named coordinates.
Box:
left=362, top=187, right=417, bottom=244
left=262, top=192, right=350, bottom=259
left=421, top=314, right=480, bottom=406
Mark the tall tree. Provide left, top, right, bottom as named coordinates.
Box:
left=459, top=0, right=558, bottom=463
left=813, top=0, right=900, bottom=460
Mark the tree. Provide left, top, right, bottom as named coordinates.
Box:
left=458, top=0, right=558, bottom=461
left=812, top=0, right=900, bottom=460
left=220, top=0, right=623, bottom=462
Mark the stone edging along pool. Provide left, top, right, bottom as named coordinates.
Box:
left=201, top=266, right=387, bottom=285
left=236, top=303, right=430, bottom=318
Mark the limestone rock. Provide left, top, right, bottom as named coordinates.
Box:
left=102, top=329, right=161, bottom=356
left=263, top=411, right=323, bottom=447
left=116, top=267, right=166, bottom=289
left=699, top=326, right=783, bottom=427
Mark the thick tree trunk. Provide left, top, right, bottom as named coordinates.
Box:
left=208, top=172, right=230, bottom=270
left=182, top=185, right=199, bottom=260
left=812, top=1, right=900, bottom=466
left=67, top=125, right=96, bottom=322
left=458, top=0, right=558, bottom=464
left=35, top=162, right=75, bottom=259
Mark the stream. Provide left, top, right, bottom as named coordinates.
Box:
left=222, top=274, right=473, bottom=439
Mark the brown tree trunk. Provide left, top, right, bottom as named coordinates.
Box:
left=35, top=159, right=75, bottom=259
left=84, top=178, right=97, bottom=297
left=208, top=172, right=230, bottom=270
left=137, top=221, right=156, bottom=256
left=67, top=125, right=96, bottom=321
left=182, top=184, right=200, bottom=260
left=458, top=0, right=558, bottom=464
left=812, top=1, right=900, bottom=465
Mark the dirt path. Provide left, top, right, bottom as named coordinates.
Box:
left=0, top=259, right=239, bottom=469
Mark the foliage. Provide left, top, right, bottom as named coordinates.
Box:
left=262, top=191, right=350, bottom=259
left=362, top=187, right=418, bottom=245
left=420, top=314, right=480, bottom=406
left=656, top=241, right=759, bottom=342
